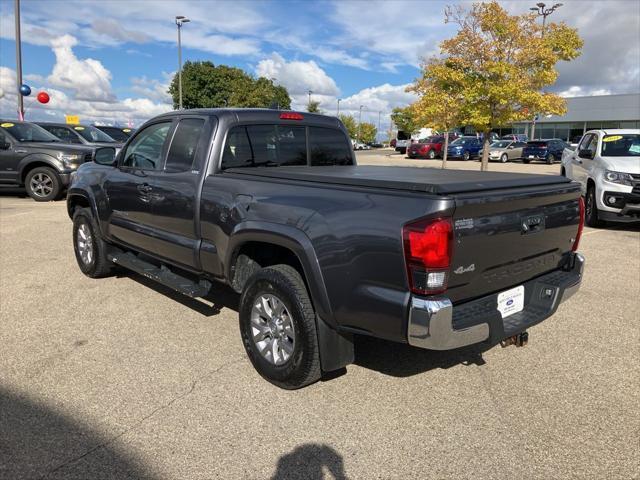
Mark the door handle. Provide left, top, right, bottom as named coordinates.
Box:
left=137, top=184, right=152, bottom=193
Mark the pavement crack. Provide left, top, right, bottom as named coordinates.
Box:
left=40, top=357, right=243, bottom=479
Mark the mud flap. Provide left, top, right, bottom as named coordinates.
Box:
left=316, top=316, right=354, bottom=372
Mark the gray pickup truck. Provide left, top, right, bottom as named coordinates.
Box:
left=67, top=109, right=585, bottom=389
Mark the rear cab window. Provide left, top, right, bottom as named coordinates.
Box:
left=221, top=123, right=352, bottom=170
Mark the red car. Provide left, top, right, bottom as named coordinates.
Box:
left=407, top=135, right=453, bottom=159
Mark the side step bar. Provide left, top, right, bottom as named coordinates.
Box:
left=108, top=251, right=211, bottom=298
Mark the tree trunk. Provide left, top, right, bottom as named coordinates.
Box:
left=480, top=134, right=491, bottom=171
left=442, top=131, right=449, bottom=169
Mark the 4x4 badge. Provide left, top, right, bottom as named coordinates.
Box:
left=454, top=264, right=475, bottom=274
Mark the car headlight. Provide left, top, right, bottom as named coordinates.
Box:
left=604, top=170, right=634, bottom=186
left=57, top=153, right=83, bottom=167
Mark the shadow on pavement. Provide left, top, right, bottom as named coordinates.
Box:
left=0, top=386, right=157, bottom=480
left=353, top=335, right=487, bottom=377
left=271, top=443, right=347, bottom=480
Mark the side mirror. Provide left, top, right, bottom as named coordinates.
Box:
left=0, top=141, right=10, bottom=150
left=94, top=146, right=117, bottom=166
left=578, top=149, right=593, bottom=160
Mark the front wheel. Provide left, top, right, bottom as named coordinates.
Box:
left=585, top=185, right=604, bottom=228
left=547, top=154, right=556, bottom=165
left=500, top=153, right=508, bottom=163
left=72, top=207, right=114, bottom=278
left=239, top=264, right=321, bottom=389
left=428, top=149, right=436, bottom=159
left=25, top=167, right=62, bottom=202
left=463, top=151, right=470, bottom=161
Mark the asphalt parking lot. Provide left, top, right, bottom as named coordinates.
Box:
left=1, top=156, right=638, bottom=479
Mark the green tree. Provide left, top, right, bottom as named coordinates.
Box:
left=169, top=61, right=291, bottom=109
left=338, top=114, right=358, bottom=139
left=411, top=2, right=583, bottom=171
left=390, top=107, right=419, bottom=135
left=358, top=122, right=377, bottom=144
left=307, top=100, right=322, bottom=113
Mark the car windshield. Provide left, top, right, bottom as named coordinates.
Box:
left=74, top=125, right=117, bottom=143
left=0, top=122, right=60, bottom=142
left=451, top=138, right=473, bottom=145
left=490, top=141, right=511, bottom=148
left=601, top=134, right=640, bottom=156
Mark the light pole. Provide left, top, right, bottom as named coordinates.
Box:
left=175, top=15, right=190, bottom=110
left=378, top=111, right=382, bottom=141
left=357, top=105, right=365, bottom=143
left=14, top=0, right=24, bottom=120
left=530, top=2, right=562, bottom=37
left=336, top=98, right=341, bottom=117
left=307, top=89, right=313, bottom=108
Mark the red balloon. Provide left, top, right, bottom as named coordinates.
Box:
left=37, top=91, right=50, bottom=104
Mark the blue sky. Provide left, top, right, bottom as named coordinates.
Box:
left=0, top=0, right=638, bottom=127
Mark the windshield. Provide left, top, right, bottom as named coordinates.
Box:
left=0, top=122, right=60, bottom=142
left=74, top=125, right=117, bottom=143
left=451, top=138, right=474, bottom=145
left=601, top=134, right=640, bottom=156
left=490, top=141, right=511, bottom=149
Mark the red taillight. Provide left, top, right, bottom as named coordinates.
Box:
left=279, top=112, right=304, bottom=120
left=403, top=218, right=453, bottom=295
left=572, top=196, right=585, bottom=252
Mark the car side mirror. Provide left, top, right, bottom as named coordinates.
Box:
left=0, top=141, right=10, bottom=150
left=578, top=149, right=593, bottom=160
left=94, top=147, right=117, bottom=166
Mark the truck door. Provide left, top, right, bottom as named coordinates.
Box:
left=0, top=129, right=24, bottom=185
left=103, top=120, right=173, bottom=252
left=142, top=115, right=213, bottom=270
left=572, top=133, right=596, bottom=190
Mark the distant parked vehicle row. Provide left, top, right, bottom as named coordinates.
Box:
left=407, top=134, right=458, bottom=159
left=479, top=140, right=528, bottom=163
left=35, top=122, right=123, bottom=148
left=94, top=125, right=136, bottom=142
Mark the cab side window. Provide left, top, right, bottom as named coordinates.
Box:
left=165, top=118, right=205, bottom=172
left=309, top=127, right=352, bottom=165
left=578, top=134, right=594, bottom=153
left=121, top=122, right=171, bottom=170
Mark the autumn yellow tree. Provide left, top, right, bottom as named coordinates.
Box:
left=410, top=1, right=583, bottom=171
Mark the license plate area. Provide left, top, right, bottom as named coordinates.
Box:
left=497, top=285, right=525, bottom=319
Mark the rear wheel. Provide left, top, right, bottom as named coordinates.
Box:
left=546, top=153, right=556, bottom=165
left=428, top=149, right=436, bottom=159
left=523, top=158, right=531, bottom=164
left=463, top=151, right=470, bottom=161
left=25, top=167, right=62, bottom=202
left=585, top=184, right=604, bottom=228
left=239, top=264, right=321, bottom=389
left=500, top=153, right=508, bottom=163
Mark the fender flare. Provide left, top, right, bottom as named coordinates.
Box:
left=65, top=187, right=107, bottom=237
left=227, top=221, right=354, bottom=372
left=18, top=153, right=64, bottom=180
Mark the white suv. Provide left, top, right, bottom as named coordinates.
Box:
left=561, top=129, right=640, bottom=227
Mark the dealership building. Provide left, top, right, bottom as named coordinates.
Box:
left=506, top=93, right=640, bottom=142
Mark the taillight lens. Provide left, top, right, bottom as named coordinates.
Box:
left=572, top=196, right=585, bottom=252
left=403, top=218, right=453, bottom=295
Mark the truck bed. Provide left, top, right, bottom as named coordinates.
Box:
left=225, top=165, right=572, bottom=195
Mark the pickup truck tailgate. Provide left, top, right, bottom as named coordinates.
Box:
left=448, top=182, right=582, bottom=304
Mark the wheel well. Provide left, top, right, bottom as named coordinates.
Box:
left=231, top=241, right=304, bottom=293
left=587, top=178, right=596, bottom=191
left=67, top=194, right=91, bottom=219
left=20, top=161, right=57, bottom=183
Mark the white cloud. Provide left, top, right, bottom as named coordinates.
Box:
left=256, top=53, right=340, bottom=109
left=558, top=86, right=612, bottom=98
left=46, top=35, right=115, bottom=102
left=131, top=73, right=174, bottom=103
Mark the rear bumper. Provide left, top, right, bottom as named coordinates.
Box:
left=407, top=253, right=585, bottom=350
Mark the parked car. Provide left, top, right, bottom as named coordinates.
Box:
left=36, top=122, right=123, bottom=149
left=394, top=130, right=410, bottom=154
left=502, top=134, right=529, bottom=142
left=67, top=108, right=585, bottom=389
left=94, top=125, right=136, bottom=142
left=354, top=142, right=370, bottom=150
left=446, top=136, right=483, bottom=160
left=367, top=142, right=383, bottom=148
left=522, top=139, right=568, bottom=164
left=0, top=120, right=94, bottom=201
left=561, top=129, right=640, bottom=226
left=479, top=140, right=527, bottom=163
left=407, top=135, right=451, bottom=159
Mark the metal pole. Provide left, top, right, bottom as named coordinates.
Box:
left=177, top=22, right=182, bottom=110
left=378, top=111, right=381, bottom=138
left=357, top=105, right=363, bottom=142
left=14, top=0, right=24, bottom=120
left=337, top=99, right=341, bottom=117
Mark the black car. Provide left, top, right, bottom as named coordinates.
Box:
left=0, top=121, right=94, bottom=201
left=94, top=125, right=136, bottom=142
left=522, top=139, right=568, bottom=164
left=67, top=108, right=585, bottom=389
left=35, top=122, right=122, bottom=148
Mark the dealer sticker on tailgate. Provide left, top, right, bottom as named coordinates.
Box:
left=497, top=285, right=525, bottom=319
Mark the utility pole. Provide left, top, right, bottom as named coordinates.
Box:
left=14, top=0, right=24, bottom=120
left=378, top=111, right=381, bottom=140
left=336, top=98, right=341, bottom=117
left=357, top=105, right=364, bottom=143
left=175, top=15, right=190, bottom=110
left=530, top=2, right=562, bottom=37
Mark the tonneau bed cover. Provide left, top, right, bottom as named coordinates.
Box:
left=224, top=165, right=572, bottom=195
